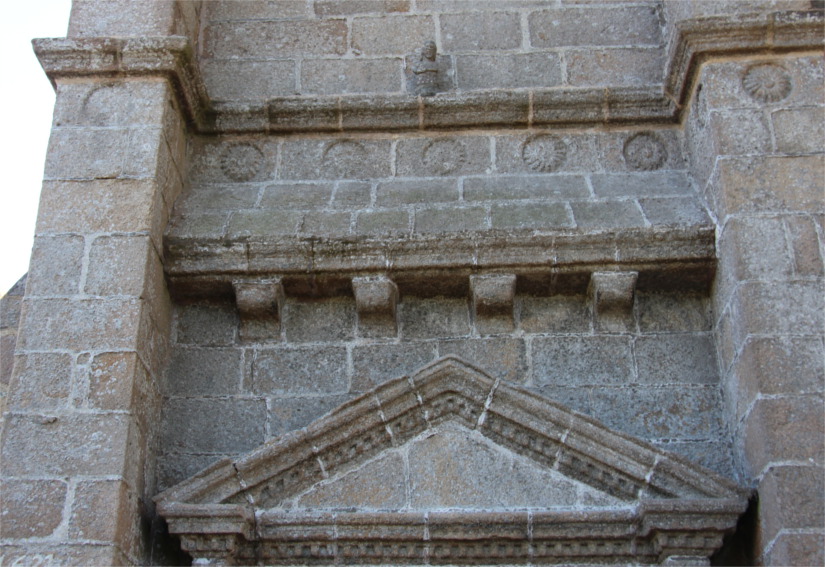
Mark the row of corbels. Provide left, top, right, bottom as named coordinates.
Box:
left=232, top=271, right=638, bottom=341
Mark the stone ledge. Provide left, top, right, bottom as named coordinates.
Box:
left=164, top=226, right=715, bottom=299
left=32, top=10, right=823, bottom=135
left=665, top=10, right=825, bottom=109
left=32, top=36, right=212, bottom=131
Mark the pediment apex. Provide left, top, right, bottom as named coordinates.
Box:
left=156, top=355, right=746, bottom=512
left=156, top=355, right=750, bottom=564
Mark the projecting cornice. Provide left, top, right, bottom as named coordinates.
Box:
left=33, top=9, right=823, bottom=134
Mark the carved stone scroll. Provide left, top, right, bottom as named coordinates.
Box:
left=232, top=278, right=285, bottom=342
left=353, top=275, right=399, bottom=337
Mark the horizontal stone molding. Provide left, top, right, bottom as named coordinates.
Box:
left=665, top=9, right=825, bottom=110
left=33, top=36, right=212, bottom=131
left=33, top=10, right=823, bottom=135
left=164, top=226, right=715, bottom=299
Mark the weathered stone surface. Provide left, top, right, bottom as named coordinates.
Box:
left=68, top=0, right=175, bottom=37
left=463, top=175, right=588, bottom=201
left=86, top=235, right=153, bottom=297
left=635, top=335, right=718, bottom=385
left=592, top=386, right=724, bottom=440
left=440, top=11, right=521, bottom=51
left=269, top=394, right=353, bottom=436
left=0, top=479, right=67, bottom=538
left=409, top=426, right=581, bottom=509
left=491, top=202, right=573, bottom=229
left=1, top=413, right=133, bottom=476
left=165, top=348, right=242, bottom=397
left=591, top=172, right=692, bottom=198
left=280, top=138, right=392, bottom=180
left=69, top=480, right=137, bottom=556
left=713, top=155, right=824, bottom=217
left=396, top=136, right=491, bottom=177
left=203, top=60, right=296, bottom=101
left=16, top=298, right=142, bottom=352
left=758, top=464, right=824, bottom=544
left=355, top=208, right=411, bottom=235
left=353, top=276, right=399, bottom=337
left=567, top=49, right=665, bottom=87
left=352, top=342, right=435, bottom=391
left=532, top=336, right=633, bottom=386
left=528, top=6, right=662, bottom=48
left=252, top=346, right=348, bottom=395
left=351, top=15, right=435, bottom=55
left=161, top=398, right=266, bottom=454
left=175, top=303, right=238, bottom=346
left=635, top=294, right=709, bottom=336
left=638, top=196, right=711, bottom=227
left=785, top=214, right=825, bottom=277
left=773, top=106, right=825, bottom=154
left=376, top=178, right=458, bottom=206
left=520, top=295, right=591, bottom=334
left=25, top=235, right=84, bottom=297
left=401, top=298, right=471, bottom=339
left=734, top=337, right=824, bottom=420
left=53, top=80, right=168, bottom=127
left=438, top=337, right=526, bottom=384
left=204, top=20, right=348, bottom=58
left=315, top=0, right=410, bottom=17
left=233, top=279, right=285, bottom=342
left=297, top=451, right=407, bottom=509
left=743, top=395, right=825, bottom=477
left=414, top=205, right=488, bottom=233
left=570, top=200, right=647, bottom=229
left=763, top=531, right=825, bottom=567
left=301, top=58, right=404, bottom=95
left=455, top=53, right=562, bottom=90
left=283, top=299, right=355, bottom=343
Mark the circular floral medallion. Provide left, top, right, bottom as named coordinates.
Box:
left=423, top=139, right=467, bottom=176
left=521, top=135, right=567, bottom=173
left=322, top=140, right=367, bottom=178
left=623, top=133, right=667, bottom=171
left=220, top=143, right=264, bottom=182
left=742, top=64, right=792, bottom=103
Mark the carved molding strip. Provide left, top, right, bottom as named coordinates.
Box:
left=164, top=226, right=715, bottom=298
left=33, top=10, right=823, bottom=135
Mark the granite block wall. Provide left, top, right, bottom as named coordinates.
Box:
left=684, top=52, right=824, bottom=565
left=200, top=0, right=666, bottom=101
left=2, top=0, right=822, bottom=565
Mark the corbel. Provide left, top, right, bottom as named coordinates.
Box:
left=353, top=276, right=399, bottom=337
left=232, top=278, right=285, bottom=342
left=470, top=274, right=517, bottom=332
left=587, top=271, right=638, bottom=323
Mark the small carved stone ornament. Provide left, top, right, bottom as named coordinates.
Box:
left=521, top=134, right=568, bottom=172
left=406, top=40, right=450, bottom=97
left=623, top=132, right=667, bottom=171
left=742, top=63, right=792, bottom=103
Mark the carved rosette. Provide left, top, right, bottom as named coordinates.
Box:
left=220, top=143, right=264, bottom=182
left=623, top=133, right=667, bottom=171
left=742, top=63, right=792, bottom=103
left=322, top=139, right=367, bottom=178
left=423, top=138, right=466, bottom=176
left=521, top=134, right=567, bottom=172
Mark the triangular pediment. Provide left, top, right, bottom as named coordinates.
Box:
left=156, top=356, right=748, bottom=565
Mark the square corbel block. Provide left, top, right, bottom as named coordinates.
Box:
left=470, top=274, right=516, bottom=333
left=588, top=271, right=638, bottom=317
left=233, top=278, right=285, bottom=342
left=353, top=276, right=398, bottom=337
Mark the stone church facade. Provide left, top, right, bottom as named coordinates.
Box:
left=0, top=1, right=822, bottom=565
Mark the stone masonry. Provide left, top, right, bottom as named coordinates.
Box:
left=0, top=1, right=822, bottom=565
